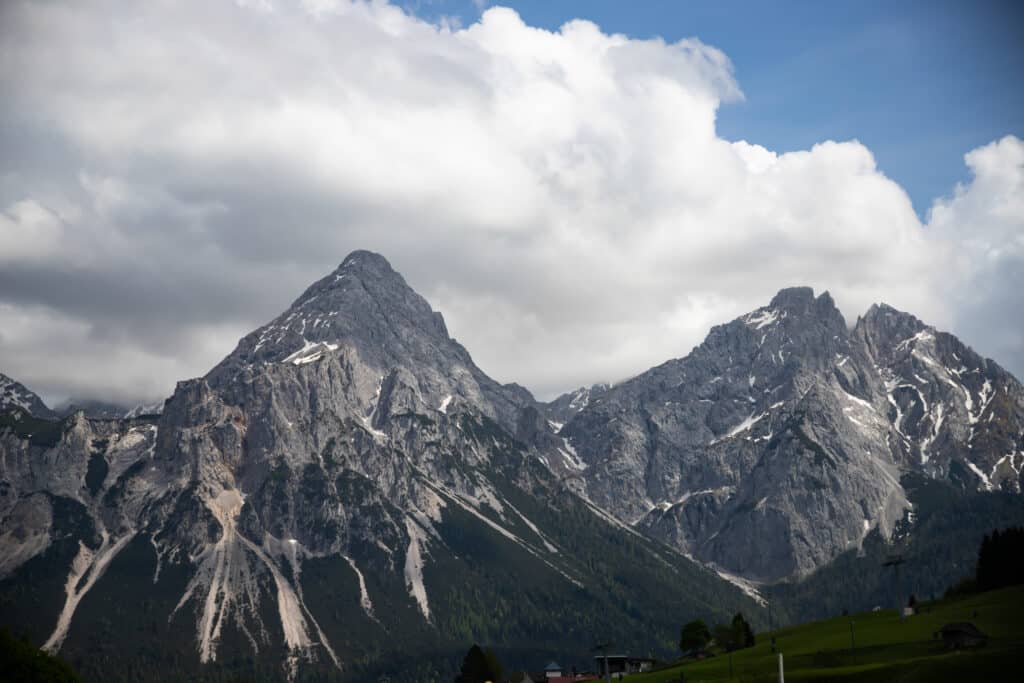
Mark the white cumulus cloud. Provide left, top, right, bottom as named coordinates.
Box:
left=0, top=0, right=1020, bottom=404
left=926, top=135, right=1024, bottom=375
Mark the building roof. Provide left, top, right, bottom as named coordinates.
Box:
left=544, top=661, right=562, bottom=671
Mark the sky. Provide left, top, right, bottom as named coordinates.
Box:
left=0, top=0, right=1022, bottom=406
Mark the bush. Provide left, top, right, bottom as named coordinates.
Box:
left=680, top=619, right=711, bottom=653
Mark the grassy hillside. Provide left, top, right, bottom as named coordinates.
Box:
left=630, top=585, right=1023, bottom=682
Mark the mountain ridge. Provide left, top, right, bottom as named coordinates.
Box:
left=1, top=250, right=1022, bottom=680
left=552, top=284, right=1023, bottom=582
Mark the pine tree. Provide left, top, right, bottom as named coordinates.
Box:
left=976, top=526, right=1024, bottom=591
left=454, top=644, right=500, bottom=683
left=731, top=612, right=755, bottom=649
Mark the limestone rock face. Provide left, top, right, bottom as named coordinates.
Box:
left=855, top=304, right=1024, bottom=491
left=558, top=289, right=1024, bottom=582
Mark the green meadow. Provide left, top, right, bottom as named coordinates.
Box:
left=629, top=585, right=1023, bottom=682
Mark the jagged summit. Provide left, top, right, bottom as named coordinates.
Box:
left=209, top=250, right=454, bottom=378
left=204, top=249, right=531, bottom=435
left=769, top=285, right=815, bottom=308
left=0, top=372, right=55, bottom=418
left=768, top=285, right=835, bottom=312
left=855, top=303, right=926, bottom=361
left=858, top=301, right=925, bottom=330
left=762, top=287, right=844, bottom=327
left=291, top=250, right=417, bottom=307
left=339, top=248, right=393, bottom=271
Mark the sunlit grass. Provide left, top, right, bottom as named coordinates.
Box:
left=629, top=585, right=1023, bottom=682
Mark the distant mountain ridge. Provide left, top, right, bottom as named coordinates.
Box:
left=0, top=375, right=165, bottom=421
left=1, top=372, right=56, bottom=419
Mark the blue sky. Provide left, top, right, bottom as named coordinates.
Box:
left=415, top=0, right=1024, bottom=217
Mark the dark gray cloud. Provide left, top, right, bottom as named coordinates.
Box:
left=0, top=0, right=1021, bottom=406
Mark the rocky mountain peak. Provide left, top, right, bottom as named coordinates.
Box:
left=209, top=251, right=455, bottom=378
left=293, top=249, right=449, bottom=341
left=858, top=302, right=925, bottom=335
left=769, top=285, right=815, bottom=309
left=766, top=286, right=844, bottom=326
left=692, top=286, right=848, bottom=376
left=854, top=303, right=926, bottom=360
left=0, top=372, right=55, bottom=418
left=293, top=251, right=426, bottom=311
left=200, top=250, right=533, bottom=440
left=339, top=248, right=395, bottom=274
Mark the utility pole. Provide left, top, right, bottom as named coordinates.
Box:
left=778, top=653, right=784, bottom=683
left=592, top=641, right=612, bottom=683
left=883, top=555, right=907, bottom=621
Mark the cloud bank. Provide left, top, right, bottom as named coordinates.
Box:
left=0, top=0, right=1021, bottom=404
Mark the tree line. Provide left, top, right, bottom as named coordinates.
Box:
left=946, top=525, right=1024, bottom=597
left=679, top=612, right=754, bottom=655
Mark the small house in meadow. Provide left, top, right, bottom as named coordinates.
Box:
left=594, top=654, right=657, bottom=677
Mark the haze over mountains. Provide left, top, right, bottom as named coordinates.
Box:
left=1, top=251, right=1022, bottom=680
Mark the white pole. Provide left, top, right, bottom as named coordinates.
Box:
left=778, top=653, right=785, bottom=683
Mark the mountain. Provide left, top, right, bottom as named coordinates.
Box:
left=1, top=372, right=56, bottom=418
left=0, top=252, right=761, bottom=682
left=557, top=287, right=1024, bottom=583
left=2, top=254, right=1022, bottom=681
